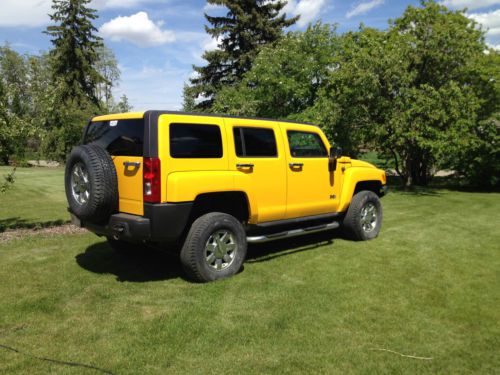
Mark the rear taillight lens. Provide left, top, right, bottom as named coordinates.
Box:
left=143, top=157, right=161, bottom=203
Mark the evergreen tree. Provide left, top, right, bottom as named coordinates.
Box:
left=185, top=0, right=298, bottom=111
left=45, top=0, right=105, bottom=106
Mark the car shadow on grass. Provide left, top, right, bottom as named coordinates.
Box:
left=246, top=230, right=339, bottom=263
left=75, top=241, right=184, bottom=282
left=76, top=230, right=343, bottom=282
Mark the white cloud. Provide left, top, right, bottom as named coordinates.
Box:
left=0, top=0, right=52, bottom=27
left=204, top=3, right=225, bottom=12
left=346, top=0, right=384, bottom=19
left=99, top=12, right=175, bottom=47
left=0, top=0, right=160, bottom=27
left=441, top=0, right=500, bottom=10
left=487, top=42, right=500, bottom=50
left=468, top=9, right=500, bottom=36
left=282, top=0, right=327, bottom=28
left=203, top=36, right=222, bottom=51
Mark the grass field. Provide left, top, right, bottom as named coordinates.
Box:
left=0, top=168, right=499, bottom=374
left=0, top=166, right=68, bottom=231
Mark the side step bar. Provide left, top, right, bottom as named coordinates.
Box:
left=246, top=221, right=340, bottom=244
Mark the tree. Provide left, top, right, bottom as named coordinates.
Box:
left=216, top=1, right=499, bottom=187
left=371, top=0, right=495, bottom=186
left=0, top=46, right=31, bottom=164
left=185, top=0, right=298, bottom=111
left=212, top=23, right=362, bottom=152
left=112, top=94, right=132, bottom=113
left=95, top=45, right=120, bottom=109
left=45, top=0, right=105, bottom=106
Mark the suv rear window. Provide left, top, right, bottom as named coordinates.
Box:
left=84, top=119, right=144, bottom=156
left=233, top=127, right=277, bottom=157
left=170, top=123, right=223, bottom=158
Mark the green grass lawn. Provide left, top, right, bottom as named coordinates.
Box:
left=0, top=166, right=68, bottom=231
left=0, top=168, right=499, bottom=374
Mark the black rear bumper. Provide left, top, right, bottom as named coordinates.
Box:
left=76, top=202, right=193, bottom=242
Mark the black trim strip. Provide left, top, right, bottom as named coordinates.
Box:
left=255, top=212, right=340, bottom=228
left=144, top=111, right=159, bottom=157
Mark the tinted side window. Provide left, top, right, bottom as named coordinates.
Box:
left=170, top=123, right=223, bottom=158
left=84, top=119, right=144, bottom=156
left=233, top=127, right=277, bottom=157
left=287, top=131, right=327, bottom=157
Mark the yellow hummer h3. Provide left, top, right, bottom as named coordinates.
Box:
left=66, top=111, right=388, bottom=282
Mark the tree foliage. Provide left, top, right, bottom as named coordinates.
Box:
left=185, top=0, right=298, bottom=111
left=45, top=0, right=105, bottom=106
left=215, top=0, right=499, bottom=187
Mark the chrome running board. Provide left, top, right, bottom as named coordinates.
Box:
left=246, top=221, right=340, bottom=244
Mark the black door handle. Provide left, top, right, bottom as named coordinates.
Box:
left=123, top=161, right=141, bottom=168
left=289, top=163, right=304, bottom=168
left=236, top=163, right=254, bottom=169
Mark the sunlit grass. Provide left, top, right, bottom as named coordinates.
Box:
left=0, top=166, right=68, bottom=231
left=0, top=185, right=499, bottom=374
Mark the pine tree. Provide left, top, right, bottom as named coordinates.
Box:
left=45, top=0, right=104, bottom=106
left=185, top=0, right=298, bottom=111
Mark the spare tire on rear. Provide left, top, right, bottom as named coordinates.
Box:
left=65, top=144, right=118, bottom=223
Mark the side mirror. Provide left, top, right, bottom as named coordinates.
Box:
left=328, top=147, right=342, bottom=172
left=335, top=147, right=343, bottom=158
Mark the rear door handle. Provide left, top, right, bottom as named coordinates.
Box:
left=123, top=161, right=141, bottom=168
left=236, top=163, right=254, bottom=169
left=289, top=163, right=304, bottom=168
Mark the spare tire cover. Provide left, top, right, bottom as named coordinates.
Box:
left=65, top=144, right=118, bottom=223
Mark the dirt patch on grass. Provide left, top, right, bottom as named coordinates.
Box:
left=0, top=224, right=86, bottom=243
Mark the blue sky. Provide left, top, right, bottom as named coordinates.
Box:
left=1, top=0, right=499, bottom=111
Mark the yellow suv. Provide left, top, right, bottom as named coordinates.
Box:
left=65, top=111, right=387, bottom=282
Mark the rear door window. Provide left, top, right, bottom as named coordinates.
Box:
left=170, top=123, right=223, bottom=158
left=233, top=127, right=277, bottom=157
left=84, top=119, right=144, bottom=156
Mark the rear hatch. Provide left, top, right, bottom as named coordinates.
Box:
left=83, top=118, right=145, bottom=216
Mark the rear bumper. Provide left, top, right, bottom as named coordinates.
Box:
left=75, top=202, right=193, bottom=242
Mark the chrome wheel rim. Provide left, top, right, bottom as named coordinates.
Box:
left=360, top=202, right=378, bottom=233
left=71, top=163, right=90, bottom=205
left=205, top=230, right=238, bottom=271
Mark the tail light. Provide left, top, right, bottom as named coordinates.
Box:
left=143, top=157, right=161, bottom=203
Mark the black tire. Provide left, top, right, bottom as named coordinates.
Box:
left=106, top=237, right=145, bottom=256
left=342, top=190, right=383, bottom=241
left=180, top=212, right=247, bottom=282
left=65, top=144, right=118, bottom=223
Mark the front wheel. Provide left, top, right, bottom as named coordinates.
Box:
left=180, top=212, right=247, bottom=282
left=342, top=190, right=383, bottom=241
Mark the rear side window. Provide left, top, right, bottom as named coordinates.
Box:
left=287, top=130, right=327, bottom=157
left=84, top=119, right=144, bottom=156
left=233, top=127, right=277, bottom=157
left=170, top=123, right=223, bottom=158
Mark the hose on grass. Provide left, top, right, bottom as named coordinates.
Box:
left=0, top=343, right=116, bottom=375
left=369, top=348, right=433, bottom=360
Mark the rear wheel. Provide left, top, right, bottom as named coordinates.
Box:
left=180, top=212, right=247, bottom=282
left=342, top=190, right=383, bottom=241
